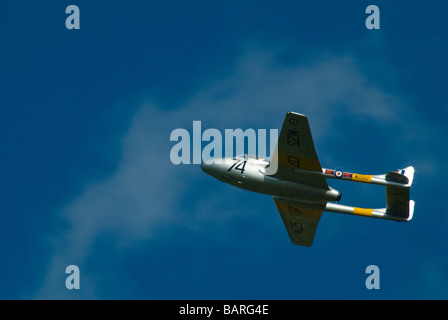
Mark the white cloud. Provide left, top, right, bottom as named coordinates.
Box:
left=34, top=44, right=428, bottom=298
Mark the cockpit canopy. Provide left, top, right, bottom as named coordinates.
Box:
left=233, top=154, right=268, bottom=161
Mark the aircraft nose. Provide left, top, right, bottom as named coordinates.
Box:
left=201, top=161, right=209, bottom=173
left=201, top=160, right=214, bottom=175
left=201, top=159, right=223, bottom=177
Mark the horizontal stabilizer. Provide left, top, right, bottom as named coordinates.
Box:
left=385, top=171, right=409, bottom=185
left=385, top=185, right=414, bottom=221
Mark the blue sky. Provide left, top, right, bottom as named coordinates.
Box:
left=1, top=1, right=447, bottom=299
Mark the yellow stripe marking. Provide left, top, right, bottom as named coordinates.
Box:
left=352, top=173, right=372, bottom=183
left=353, top=207, right=373, bottom=217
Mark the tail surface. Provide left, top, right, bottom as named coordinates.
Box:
left=323, top=166, right=415, bottom=221
left=385, top=166, right=415, bottom=221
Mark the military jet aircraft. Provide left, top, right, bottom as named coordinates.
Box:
left=201, top=112, right=415, bottom=247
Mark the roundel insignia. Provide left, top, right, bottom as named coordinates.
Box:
left=334, top=170, right=343, bottom=178
left=289, top=118, right=298, bottom=125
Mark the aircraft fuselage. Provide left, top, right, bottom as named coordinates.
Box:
left=201, top=155, right=341, bottom=204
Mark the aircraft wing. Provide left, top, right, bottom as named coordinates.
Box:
left=267, top=112, right=327, bottom=188
left=274, top=197, right=324, bottom=247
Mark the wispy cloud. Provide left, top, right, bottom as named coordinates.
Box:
left=34, top=43, right=435, bottom=299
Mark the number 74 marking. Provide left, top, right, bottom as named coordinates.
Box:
left=228, top=160, right=247, bottom=174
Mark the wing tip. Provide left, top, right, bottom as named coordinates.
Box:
left=288, top=111, right=306, bottom=117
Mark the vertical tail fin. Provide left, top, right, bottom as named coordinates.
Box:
left=395, top=166, right=415, bottom=187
